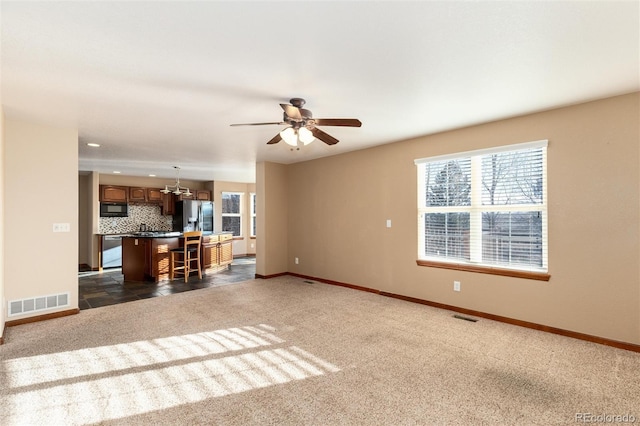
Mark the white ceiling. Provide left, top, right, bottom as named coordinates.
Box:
left=2, top=1, right=638, bottom=182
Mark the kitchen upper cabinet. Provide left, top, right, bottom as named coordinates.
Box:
left=129, top=187, right=147, bottom=202
left=99, top=183, right=209, bottom=207
left=100, top=185, right=128, bottom=203
left=177, top=192, right=195, bottom=201
left=146, top=188, right=163, bottom=203
left=196, top=190, right=211, bottom=201
left=161, top=192, right=175, bottom=215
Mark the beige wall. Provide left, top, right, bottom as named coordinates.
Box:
left=78, top=172, right=100, bottom=269
left=98, top=173, right=209, bottom=190
left=4, top=118, right=79, bottom=318
left=256, top=162, right=288, bottom=277
left=278, top=93, right=640, bottom=345
left=88, top=172, right=100, bottom=268
left=213, top=181, right=256, bottom=256
left=247, top=182, right=256, bottom=256
left=1, top=107, right=5, bottom=336
left=78, top=174, right=90, bottom=265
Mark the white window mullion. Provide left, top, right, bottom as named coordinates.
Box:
left=470, top=156, right=482, bottom=263
left=541, top=147, right=548, bottom=269
left=417, top=163, right=426, bottom=258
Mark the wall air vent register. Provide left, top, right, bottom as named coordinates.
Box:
left=8, top=293, right=70, bottom=317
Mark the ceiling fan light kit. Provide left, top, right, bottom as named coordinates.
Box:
left=231, top=97, right=361, bottom=147
left=280, top=126, right=315, bottom=146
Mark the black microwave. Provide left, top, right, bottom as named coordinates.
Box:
left=100, top=202, right=129, bottom=217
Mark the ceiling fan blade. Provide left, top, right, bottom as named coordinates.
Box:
left=313, top=118, right=362, bottom=127
left=280, top=104, right=302, bottom=120
left=266, top=133, right=282, bottom=145
left=310, top=127, right=339, bottom=145
left=230, top=122, right=284, bottom=127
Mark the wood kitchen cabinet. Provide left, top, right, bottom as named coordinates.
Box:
left=161, top=192, right=175, bottom=215
left=176, top=190, right=210, bottom=201
left=123, top=234, right=230, bottom=282
left=129, top=187, right=163, bottom=203
left=146, top=188, right=163, bottom=203
left=219, top=239, right=233, bottom=265
left=122, top=237, right=147, bottom=282
left=202, top=233, right=233, bottom=272
left=177, top=192, right=195, bottom=201
left=99, top=184, right=207, bottom=208
left=100, top=185, right=129, bottom=202
left=196, top=190, right=211, bottom=201
left=122, top=236, right=179, bottom=282
left=129, top=187, right=147, bottom=202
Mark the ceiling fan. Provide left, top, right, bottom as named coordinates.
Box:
left=230, top=98, right=362, bottom=147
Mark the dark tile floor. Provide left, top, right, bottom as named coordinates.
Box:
left=78, top=257, right=256, bottom=310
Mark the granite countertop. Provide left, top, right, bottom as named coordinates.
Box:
left=118, top=231, right=233, bottom=238
left=122, top=231, right=182, bottom=238
left=97, top=231, right=178, bottom=237
left=98, top=231, right=233, bottom=238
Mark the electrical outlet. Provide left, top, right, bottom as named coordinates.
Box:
left=251, top=243, right=255, bottom=249
left=295, top=257, right=299, bottom=265
left=454, top=281, right=461, bottom=292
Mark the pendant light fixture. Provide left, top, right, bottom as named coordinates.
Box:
left=160, top=166, right=192, bottom=196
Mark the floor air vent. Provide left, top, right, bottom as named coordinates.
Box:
left=453, top=314, right=478, bottom=322
left=8, top=293, right=70, bottom=317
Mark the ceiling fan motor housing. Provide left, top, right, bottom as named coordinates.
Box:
left=289, top=97, right=306, bottom=108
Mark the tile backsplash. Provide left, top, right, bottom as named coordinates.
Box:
left=99, top=203, right=172, bottom=234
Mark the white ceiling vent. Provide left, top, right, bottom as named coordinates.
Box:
left=8, top=293, right=70, bottom=317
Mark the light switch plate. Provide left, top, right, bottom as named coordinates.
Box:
left=53, top=223, right=70, bottom=232
left=386, top=219, right=392, bottom=228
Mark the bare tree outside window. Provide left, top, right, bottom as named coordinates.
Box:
left=222, top=192, right=242, bottom=237
left=481, top=149, right=544, bottom=268
left=424, top=160, right=471, bottom=261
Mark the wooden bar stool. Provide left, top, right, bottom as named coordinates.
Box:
left=169, top=231, right=202, bottom=282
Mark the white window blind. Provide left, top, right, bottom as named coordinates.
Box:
left=222, top=192, right=243, bottom=237
left=250, top=193, right=256, bottom=237
left=416, top=140, right=548, bottom=272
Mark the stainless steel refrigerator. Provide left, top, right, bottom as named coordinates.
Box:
left=173, top=200, right=214, bottom=234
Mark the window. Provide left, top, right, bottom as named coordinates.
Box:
left=250, top=192, right=256, bottom=237
left=416, top=140, right=548, bottom=277
left=221, top=192, right=242, bottom=237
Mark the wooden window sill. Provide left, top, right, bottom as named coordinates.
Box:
left=416, top=259, right=550, bottom=281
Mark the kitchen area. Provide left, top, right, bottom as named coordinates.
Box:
left=77, top=174, right=257, bottom=309
left=79, top=171, right=256, bottom=279
left=97, top=183, right=234, bottom=282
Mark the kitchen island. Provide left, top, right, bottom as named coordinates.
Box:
left=122, top=232, right=233, bottom=282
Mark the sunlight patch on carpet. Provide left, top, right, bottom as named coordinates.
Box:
left=4, top=324, right=340, bottom=424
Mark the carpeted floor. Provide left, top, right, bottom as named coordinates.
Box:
left=1, top=276, right=638, bottom=425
